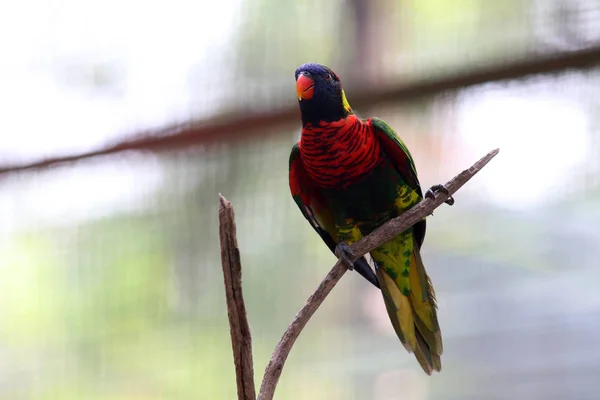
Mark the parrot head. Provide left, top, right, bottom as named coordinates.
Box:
left=295, top=63, right=353, bottom=125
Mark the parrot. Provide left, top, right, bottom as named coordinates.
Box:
left=288, top=63, right=453, bottom=374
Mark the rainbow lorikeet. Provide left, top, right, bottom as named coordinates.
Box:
left=288, top=63, right=453, bottom=374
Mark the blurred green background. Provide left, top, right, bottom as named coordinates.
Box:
left=1, top=0, right=600, bottom=399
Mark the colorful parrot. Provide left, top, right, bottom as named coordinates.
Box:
left=288, top=63, right=453, bottom=374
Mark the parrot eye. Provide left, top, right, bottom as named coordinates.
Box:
left=324, top=73, right=333, bottom=81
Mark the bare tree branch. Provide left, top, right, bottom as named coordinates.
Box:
left=219, top=195, right=256, bottom=400
left=256, top=148, right=500, bottom=400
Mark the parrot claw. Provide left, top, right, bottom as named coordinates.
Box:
left=335, top=242, right=355, bottom=270
left=425, top=184, right=455, bottom=206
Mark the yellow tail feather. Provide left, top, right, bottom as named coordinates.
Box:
left=375, top=245, right=443, bottom=375
left=377, top=267, right=416, bottom=351
left=410, top=250, right=443, bottom=355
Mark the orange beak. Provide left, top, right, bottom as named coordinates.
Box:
left=296, top=74, right=315, bottom=101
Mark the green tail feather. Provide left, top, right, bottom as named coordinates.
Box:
left=373, top=233, right=443, bottom=375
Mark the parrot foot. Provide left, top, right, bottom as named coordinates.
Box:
left=426, top=184, right=455, bottom=206
left=335, top=242, right=355, bottom=270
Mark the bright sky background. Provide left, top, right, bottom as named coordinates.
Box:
left=0, top=0, right=241, bottom=233
left=457, top=80, right=592, bottom=210
left=0, top=0, right=240, bottom=163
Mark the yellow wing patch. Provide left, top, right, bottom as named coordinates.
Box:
left=394, top=182, right=421, bottom=212
left=335, top=218, right=363, bottom=245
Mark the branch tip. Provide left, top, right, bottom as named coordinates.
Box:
left=218, top=196, right=256, bottom=400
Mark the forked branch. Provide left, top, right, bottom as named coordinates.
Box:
left=218, top=148, right=500, bottom=400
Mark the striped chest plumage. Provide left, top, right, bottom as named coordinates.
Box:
left=298, top=115, right=381, bottom=189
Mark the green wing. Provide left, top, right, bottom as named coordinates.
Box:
left=370, top=117, right=423, bottom=197
left=370, top=117, right=426, bottom=249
